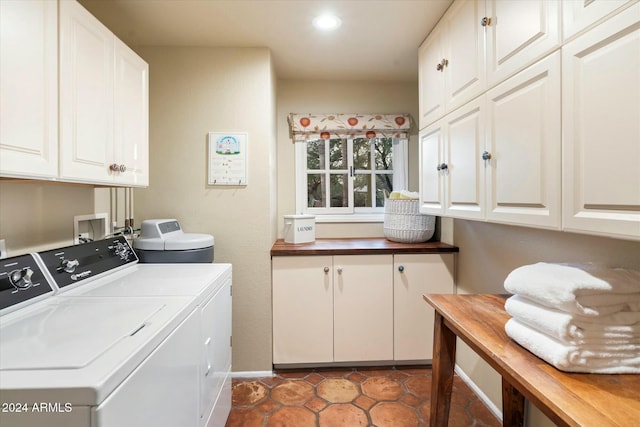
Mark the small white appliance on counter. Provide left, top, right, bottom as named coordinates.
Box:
left=134, top=219, right=214, bottom=263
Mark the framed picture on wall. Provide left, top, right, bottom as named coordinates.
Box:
left=207, top=132, right=248, bottom=186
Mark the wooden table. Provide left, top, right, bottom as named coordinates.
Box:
left=424, top=294, right=640, bottom=427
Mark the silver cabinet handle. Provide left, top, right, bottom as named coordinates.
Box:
left=398, top=265, right=405, bottom=273
left=324, top=267, right=330, bottom=274
left=337, top=267, right=343, bottom=274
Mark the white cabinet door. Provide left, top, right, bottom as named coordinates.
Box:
left=114, top=39, right=149, bottom=187
left=486, top=0, right=560, bottom=87
left=420, top=98, right=486, bottom=220
left=443, top=0, right=486, bottom=113
left=562, top=0, right=636, bottom=40
left=418, top=27, right=446, bottom=129
left=393, top=254, right=454, bottom=361
left=419, top=123, right=446, bottom=215
left=333, top=255, right=393, bottom=362
left=445, top=96, right=486, bottom=220
left=200, top=277, right=232, bottom=426
left=272, top=256, right=334, bottom=364
left=0, top=0, right=58, bottom=179
left=486, top=51, right=561, bottom=229
left=562, top=4, right=640, bottom=241
left=59, top=0, right=114, bottom=184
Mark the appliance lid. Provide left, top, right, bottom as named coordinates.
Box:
left=134, top=219, right=214, bottom=251
left=0, top=299, right=163, bottom=370
left=0, top=295, right=194, bottom=406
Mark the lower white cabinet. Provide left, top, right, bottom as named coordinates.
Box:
left=333, top=255, right=393, bottom=362
left=272, top=256, right=334, bottom=364
left=393, top=254, right=454, bottom=361
left=272, top=253, right=455, bottom=365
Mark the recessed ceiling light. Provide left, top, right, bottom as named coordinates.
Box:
left=312, top=14, right=342, bottom=31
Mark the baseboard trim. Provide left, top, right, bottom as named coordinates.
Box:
left=232, top=370, right=273, bottom=378
left=455, top=364, right=503, bottom=423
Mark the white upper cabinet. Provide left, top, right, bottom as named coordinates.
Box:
left=443, top=0, right=486, bottom=114
left=562, top=0, right=638, bottom=40
left=420, top=97, right=486, bottom=221
left=59, top=0, right=148, bottom=187
left=114, top=39, right=149, bottom=187
left=419, top=27, right=446, bottom=129
left=562, top=3, right=640, bottom=241
left=0, top=0, right=58, bottom=179
left=418, top=0, right=485, bottom=129
left=59, top=0, right=114, bottom=184
left=486, top=51, right=561, bottom=229
left=419, top=122, right=446, bottom=215
left=485, top=0, right=560, bottom=87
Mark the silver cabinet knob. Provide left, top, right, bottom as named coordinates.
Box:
left=119, top=164, right=127, bottom=172
left=398, top=265, right=405, bottom=273
left=109, top=163, right=119, bottom=172
left=481, top=16, right=491, bottom=27
left=324, top=267, right=330, bottom=274
left=337, top=267, right=343, bottom=274
left=437, top=163, right=448, bottom=172
left=482, top=151, right=492, bottom=161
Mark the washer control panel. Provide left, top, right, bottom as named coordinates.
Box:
left=38, top=236, right=138, bottom=290
left=0, top=254, right=54, bottom=312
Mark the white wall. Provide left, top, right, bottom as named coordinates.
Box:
left=134, top=46, right=277, bottom=372
left=276, top=79, right=420, bottom=239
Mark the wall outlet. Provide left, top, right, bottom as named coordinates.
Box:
left=0, top=239, right=6, bottom=259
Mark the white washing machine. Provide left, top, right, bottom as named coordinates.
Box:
left=0, top=237, right=232, bottom=427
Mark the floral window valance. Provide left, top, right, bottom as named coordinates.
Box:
left=288, top=113, right=412, bottom=142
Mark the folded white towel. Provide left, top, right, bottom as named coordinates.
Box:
left=505, top=295, right=640, bottom=345
left=504, top=262, right=640, bottom=316
left=505, top=318, right=640, bottom=374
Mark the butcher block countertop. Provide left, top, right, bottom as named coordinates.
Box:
left=270, top=238, right=459, bottom=256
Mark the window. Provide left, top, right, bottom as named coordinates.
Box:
left=295, top=137, right=408, bottom=221
left=289, top=113, right=412, bottom=222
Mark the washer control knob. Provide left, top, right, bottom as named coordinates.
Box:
left=59, top=258, right=80, bottom=273
left=9, top=267, right=34, bottom=290
left=110, top=242, right=131, bottom=260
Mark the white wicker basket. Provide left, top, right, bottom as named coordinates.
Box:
left=383, top=199, right=435, bottom=243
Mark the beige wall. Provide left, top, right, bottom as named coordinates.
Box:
left=0, top=181, right=96, bottom=254
left=133, top=46, right=277, bottom=372
left=453, top=219, right=640, bottom=425
left=276, top=79, right=420, bottom=239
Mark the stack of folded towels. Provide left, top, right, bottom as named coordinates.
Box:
left=503, top=262, right=640, bottom=374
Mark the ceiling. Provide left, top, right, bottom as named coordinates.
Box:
left=78, top=0, right=453, bottom=82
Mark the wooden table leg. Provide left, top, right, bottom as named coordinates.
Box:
left=502, top=377, right=525, bottom=427
left=430, top=312, right=457, bottom=427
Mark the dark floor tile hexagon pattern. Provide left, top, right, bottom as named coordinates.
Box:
left=226, top=367, right=501, bottom=427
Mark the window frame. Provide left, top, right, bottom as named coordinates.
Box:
left=295, top=137, right=408, bottom=223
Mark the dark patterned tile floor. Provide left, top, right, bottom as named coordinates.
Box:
left=226, top=367, right=501, bottom=427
